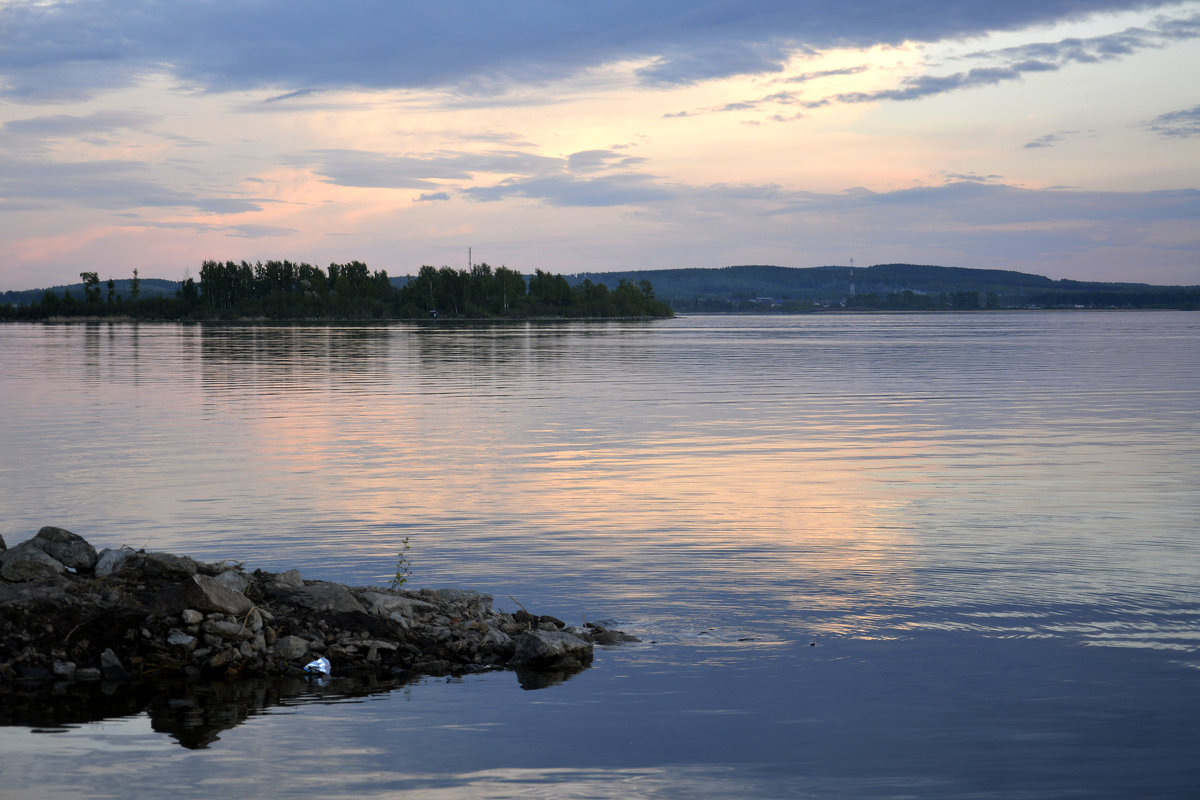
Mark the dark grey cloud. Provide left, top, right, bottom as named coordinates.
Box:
left=1148, top=104, right=1200, bottom=137
left=417, top=191, right=450, bottom=202
left=826, top=12, right=1200, bottom=106
left=2, top=110, right=156, bottom=137
left=785, top=66, right=869, bottom=83
left=0, top=1, right=1185, bottom=100
left=0, top=158, right=264, bottom=213
left=308, top=149, right=563, bottom=189
left=463, top=173, right=673, bottom=207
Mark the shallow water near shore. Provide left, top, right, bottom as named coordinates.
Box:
left=1, top=312, right=1198, bottom=798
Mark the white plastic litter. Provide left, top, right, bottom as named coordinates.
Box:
left=303, top=656, right=331, bottom=675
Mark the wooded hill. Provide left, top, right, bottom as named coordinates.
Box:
left=568, top=264, right=1200, bottom=311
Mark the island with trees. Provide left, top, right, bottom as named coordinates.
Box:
left=0, top=261, right=673, bottom=321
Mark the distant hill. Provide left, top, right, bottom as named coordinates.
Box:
left=6, top=264, right=1197, bottom=312
left=2, top=278, right=180, bottom=307
left=568, top=264, right=1200, bottom=311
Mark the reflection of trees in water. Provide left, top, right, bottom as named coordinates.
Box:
left=0, top=674, right=414, bottom=750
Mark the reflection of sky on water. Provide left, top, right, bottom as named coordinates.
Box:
left=2, top=314, right=1200, bottom=797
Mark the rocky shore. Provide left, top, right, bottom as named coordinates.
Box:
left=0, top=526, right=636, bottom=691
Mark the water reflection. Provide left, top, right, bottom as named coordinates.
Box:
left=0, top=675, right=411, bottom=750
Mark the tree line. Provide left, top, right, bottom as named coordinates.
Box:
left=1, top=260, right=673, bottom=321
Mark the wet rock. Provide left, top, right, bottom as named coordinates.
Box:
left=52, top=659, right=76, bottom=679
left=508, top=629, right=593, bottom=669
left=274, top=635, right=309, bottom=660
left=31, top=526, right=98, bottom=571
left=0, top=542, right=66, bottom=582
left=100, top=648, right=129, bottom=682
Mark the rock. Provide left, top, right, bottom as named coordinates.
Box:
left=100, top=648, right=129, bottom=681
left=358, top=590, right=435, bottom=618
left=202, top=619, right=253, bottom=641
left=52, top=659, right=77, bottom=679
left=75, top=667, right=102, bottom=681
left=167, top=630, right=198, bottom=651
left=426, top=588, right=494, bottom=615
left=95, top=547, right=133, bottom=577
left=269, top=581, right=365, bottom=614
left=155, top=574, right=253, bottom=616
left=273, top=569, right=303, bottom=588
left=214, top=570, right=249, bottom=594
left=274, top=635, right=309, bottom=660
left=0, top=534, right=6, bottom=551
left=0, top=542, right=66, bottom=582
left=181, top=609, right=204, bottom=625
left=135, top=551, right=199, bottom=580
left=31, top=526, right=98, bottom=571
left=508, top=629, right=593, bottom=669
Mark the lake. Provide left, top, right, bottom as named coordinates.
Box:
left=1, top=312, right=1198, bottom=798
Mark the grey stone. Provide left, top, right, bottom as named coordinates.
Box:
left=166, top=629, right=198, bottom=650
left=75, top=667, right=101, bottom=681
left=273, top=569, right=303, bottom=588
left=0, top=542, right=66, bottom=582
left=135, top=551, right=198, bottom=579
left=275, top=635, right=309, bottom=660
left=359, top=590, right=435, bottom=618
left=270, top=581, right=365, bottom=614
left=32, top=526, right=98, bottom=570
left=214, top=570, right=249, bottom=594
left=95, top=547, right=133, bottom=577
left=508, top=629, right=593, bottom=669
left=426, top=588, right=494, bottom=615
left=181, top=608, right=204, bottom=625
left=100, top=648, right=129, bottom=681
left=156, top=573, right=253, bottom=616
left=203, top=618, right=253, bottom=640
left=52, top=659, right=77, bottom=679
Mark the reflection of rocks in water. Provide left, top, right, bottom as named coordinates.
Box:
left=0, top=673, right=418, bottom=750
left=146, top=674, right=413, bottom=749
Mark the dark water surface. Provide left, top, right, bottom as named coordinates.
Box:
left=1, top=313, right=1198, bottom=798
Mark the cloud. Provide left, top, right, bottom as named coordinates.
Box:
left=0, top=1, right=1188, bottom=100
left=463, top=173, right=673, bottom=207
left=1148, top=104, right=1200, bottom=137
left=417, top=191, right=450, bottom=202
left=825, top=11, right=1200, bottom=106
left=124, top=220, right=297, bottom=237
left=308, top=149, right=563, bottom=189
left=0, top=158, right=264, bottom=213
left=2, top=110, right=157, bottom=137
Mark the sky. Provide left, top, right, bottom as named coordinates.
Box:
left=1, top=1, right=1199, bottom=290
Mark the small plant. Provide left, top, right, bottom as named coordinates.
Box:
left=388, top=537, right=412, bottom=589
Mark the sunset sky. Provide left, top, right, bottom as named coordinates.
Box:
left=2, top=0, right=1199, bottom=290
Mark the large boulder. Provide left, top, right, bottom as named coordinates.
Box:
left=155, top=573, right=253, bottom=616
left=0, top=542, right=66, bottom=582
left=268, top=581, right=365, bottom=614
left=31, top=526, right=97, bottom=571
left=508, top=629, right=593, bottom=669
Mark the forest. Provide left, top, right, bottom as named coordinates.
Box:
left=1, top=261, right=673, bottom=321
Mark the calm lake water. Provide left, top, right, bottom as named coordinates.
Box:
left=1, top=312, right=1198, bottom=798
